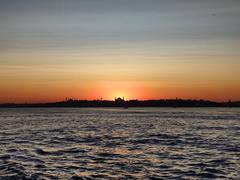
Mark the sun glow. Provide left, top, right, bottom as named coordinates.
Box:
left=91, top=81, right=146, bottom=101
left=111, top=91, right=129, bottom=101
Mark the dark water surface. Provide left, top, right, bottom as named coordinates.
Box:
left=0, top=108, right=239, bottom=179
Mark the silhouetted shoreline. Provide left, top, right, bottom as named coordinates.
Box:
left=0, top=98, right=239, bottom=108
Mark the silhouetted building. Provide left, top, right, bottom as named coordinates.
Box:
left=115, top=97, right=125, bottom=102
left=114, top=97, right=126, bottom=107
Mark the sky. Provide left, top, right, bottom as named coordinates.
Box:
left=0, top=0, right=240, bottom=103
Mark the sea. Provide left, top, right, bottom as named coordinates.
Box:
left=0, top=108, right=239, bottom=179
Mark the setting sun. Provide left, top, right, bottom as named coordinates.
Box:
left=91, top=81, right=147, bottom=101
left=112, top=92, right=128, bottom=101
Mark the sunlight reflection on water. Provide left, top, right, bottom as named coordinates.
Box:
left=0, top=108, right=239, bottom=179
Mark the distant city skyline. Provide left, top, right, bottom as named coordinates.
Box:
left=0, top=0, right=240, bottom=103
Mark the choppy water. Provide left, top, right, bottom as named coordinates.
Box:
left=0, top=108, right=239, bottom=179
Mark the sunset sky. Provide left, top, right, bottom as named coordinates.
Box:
left=0, top=0, right=240, bottom=103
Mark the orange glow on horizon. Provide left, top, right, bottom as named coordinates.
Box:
left=90, top=81, right=146, bottom=101
left=0, top=78, right=240, bottom=103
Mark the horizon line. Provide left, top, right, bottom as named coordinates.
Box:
left=1, top=98, right=239, bottom=105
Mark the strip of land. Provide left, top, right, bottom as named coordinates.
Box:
left=0, top=98, right=239, bottom=108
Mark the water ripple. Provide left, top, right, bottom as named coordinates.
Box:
left=0, top=108, right=239, bottom=179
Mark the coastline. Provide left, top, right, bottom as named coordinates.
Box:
left=1, top=99, right=239, bottom=108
